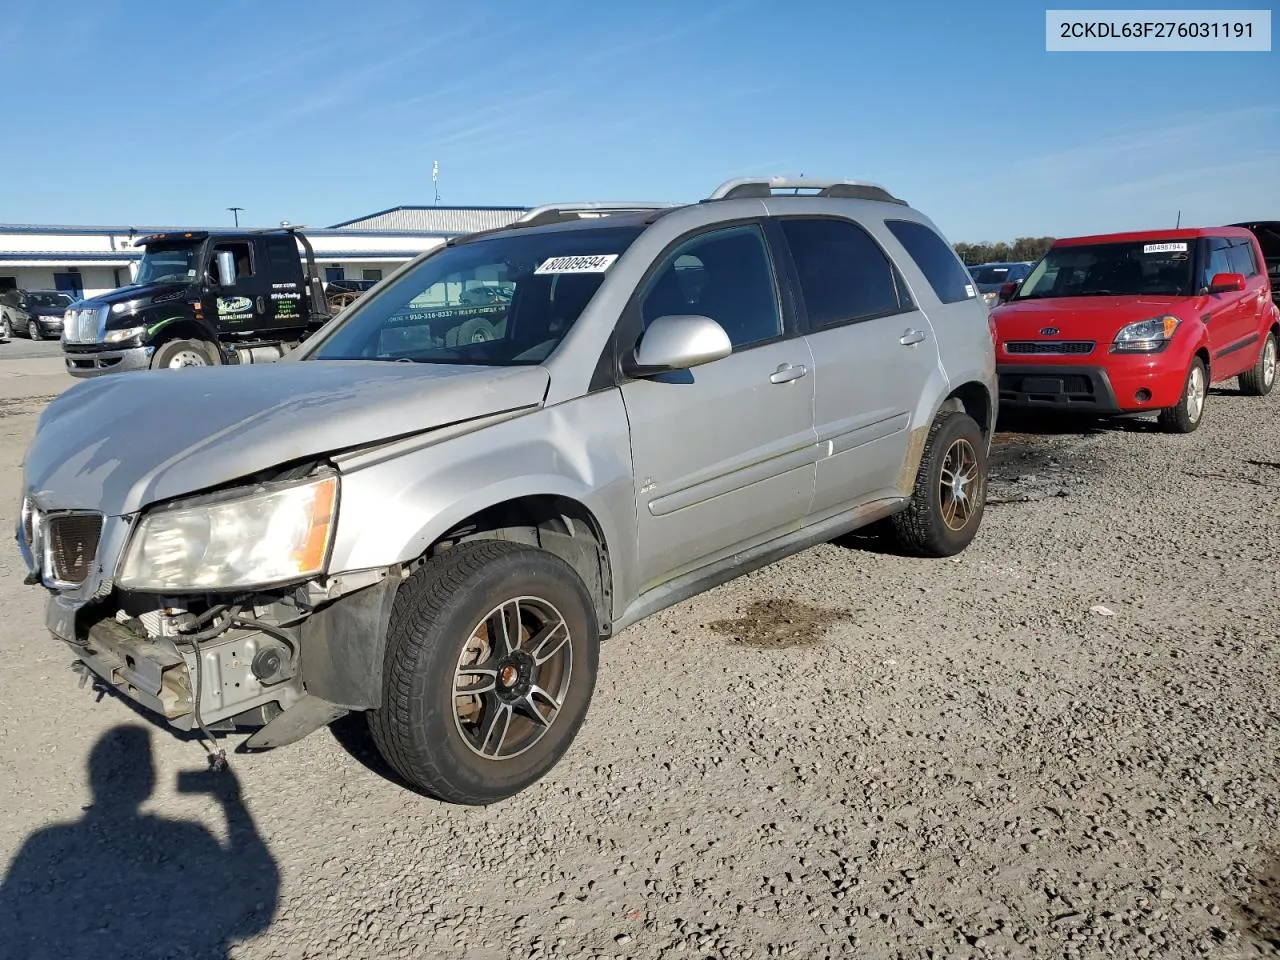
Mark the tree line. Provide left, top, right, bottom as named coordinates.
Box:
left=954, top=236, right=1056, bottom=266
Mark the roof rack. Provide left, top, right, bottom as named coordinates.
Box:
left=706, top=177, right=906, bottom=205
left=513, top=202, right=675, bottom=228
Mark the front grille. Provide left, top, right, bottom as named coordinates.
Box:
left=21, top=498, right=33, bottom=545
left=46, top=513, right=104, bottom=584
left=64, top=306, right=105, bottom=344
left=1005, top=340, right=1096, bottom=355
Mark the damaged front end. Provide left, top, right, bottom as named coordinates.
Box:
left=18, top=463, right=401, bottom=751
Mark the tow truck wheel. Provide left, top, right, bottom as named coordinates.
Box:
left=152, top=339, right=219, bottom=370
left=369, top=540, right=599, bottom=805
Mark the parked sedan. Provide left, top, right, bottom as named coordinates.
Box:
left=20, top=291, right=75, bottom=340
left=971, top=262, right=1035, bottom=308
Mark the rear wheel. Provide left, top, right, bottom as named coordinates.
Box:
left=151, top=338, right=218, bottom=369
left=1158, top=357, right=1207, bottom=433
left=890, top=410, right=987, bottom=557
left=1238, top=331, right=1277, bottom=397
left=369, top=540, right=599, bottom=805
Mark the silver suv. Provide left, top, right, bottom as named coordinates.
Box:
left=18, top=177, right=996, bottom=804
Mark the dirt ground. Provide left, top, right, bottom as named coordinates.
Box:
left=0, top=361, right=1276, bottom=960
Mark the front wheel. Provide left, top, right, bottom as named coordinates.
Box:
left=27, top=320, right=41, bottom=341
left=1157, top=357, right=1207, bottom=433
left=369, top=540, right=600, bottom=805
left=1238, top=331, right=1276, bottom=397
left=890, top=410, right=987, bottom=557
left=151, top=338, right=218, bottom=369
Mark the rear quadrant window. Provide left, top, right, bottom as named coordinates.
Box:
left=885, top=219, right=976, bottom=305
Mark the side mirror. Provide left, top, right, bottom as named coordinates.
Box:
left=214, top=250, right=238, bottom=287
left=625, top=314, right=732, bottom=376
left=997, top=281, right=1018, bottom=303
left=1207, top=272, right=1245, bottom=295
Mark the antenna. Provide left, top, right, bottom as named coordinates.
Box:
left=227, top=206, right=244, bottom=227
left=1176, top=210, right=1181, bottom=228
left=432, top=160, right=440, bottom=206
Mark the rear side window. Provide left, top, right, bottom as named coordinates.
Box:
left=779, top=218, right=908, bottom=327
left=1227, top=239, right=1259, bottom=277
left=265, top=236, right=301, bottom=272
left=885, top=220, right=976, bottom=304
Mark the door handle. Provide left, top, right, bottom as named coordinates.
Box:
left=770, top=362, right=809, bottom=384
left=900, top=328, right=927, bottom=346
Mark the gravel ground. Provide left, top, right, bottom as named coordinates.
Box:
left=0, top=370, right=1276, bottom=960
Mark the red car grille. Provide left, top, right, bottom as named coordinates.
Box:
left=1005, top=340, right=1096, bottom=355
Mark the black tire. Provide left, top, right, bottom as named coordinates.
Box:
left=1238, top=331, right=1277, bottom=397
left=890, top=411, right=987, bottom=557
left=151, top=338, right=219, bottom=369
left=369, top=540, right=600, bottom=805
left=0, top=313, right=10, bottom=341
left=27, top=320, right=41, bottom=341
left=1157, top=357, right=1207, bottom=434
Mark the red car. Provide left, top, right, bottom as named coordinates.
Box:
left=991, top=227, right=1278, bottom=433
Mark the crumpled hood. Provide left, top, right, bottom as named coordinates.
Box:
left=24, top=360, right=549, bottom=515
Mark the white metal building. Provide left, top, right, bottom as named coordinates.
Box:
left=0, top=206, right=527, bottom=300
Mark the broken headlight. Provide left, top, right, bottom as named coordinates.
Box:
left=117, top=475, right=337, bottom=592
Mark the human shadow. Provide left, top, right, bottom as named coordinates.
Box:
left=0, top=724, right=279, bottom=960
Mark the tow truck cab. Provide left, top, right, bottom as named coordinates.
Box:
left=62, top=228, right=332, bottom=378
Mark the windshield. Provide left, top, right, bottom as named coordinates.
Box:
left=27, top=292, right=73, bottom=308
left=133, top=243, right=201, bottom=285
left=1015, top=241, right=1194, bottom=299
left=972, top=266, right=1013, bottom=284
left=308, top=225, right=644, bottom=366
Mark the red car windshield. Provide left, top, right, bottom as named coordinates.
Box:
left=1015, top=240, right=1195, bottom=299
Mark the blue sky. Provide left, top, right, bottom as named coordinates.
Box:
left=1, top=0, right=1275, bottom=241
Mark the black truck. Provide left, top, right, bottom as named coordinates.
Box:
left=61, top=227, right=334, bottom=378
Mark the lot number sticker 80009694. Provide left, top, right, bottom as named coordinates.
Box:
left=535, top=254, right=619, bottom=275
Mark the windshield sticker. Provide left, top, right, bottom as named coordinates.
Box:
left=964, top=283, right=975, bottom=298
left=1143, top=242, right=1188, bottom=254
left=534, top=254, right=619, bottom=275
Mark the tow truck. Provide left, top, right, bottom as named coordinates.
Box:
left=61, top=227, right=334, bottom=377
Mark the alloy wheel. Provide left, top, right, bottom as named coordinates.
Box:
left=1186, top=364, right=1206, bottom=423
left=939, top=438, right=980, bottom=532
left=453, top=596, right=573, bottom=760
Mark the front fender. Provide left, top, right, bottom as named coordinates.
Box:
left=327, top=390, right=638, bottom=618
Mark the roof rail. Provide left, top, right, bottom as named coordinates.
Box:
left=706, top=177, right=906, bottom=205
left=513, top=202, right=675, bottom=228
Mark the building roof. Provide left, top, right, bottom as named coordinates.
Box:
left=329, top=205, right=528, bottom=233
